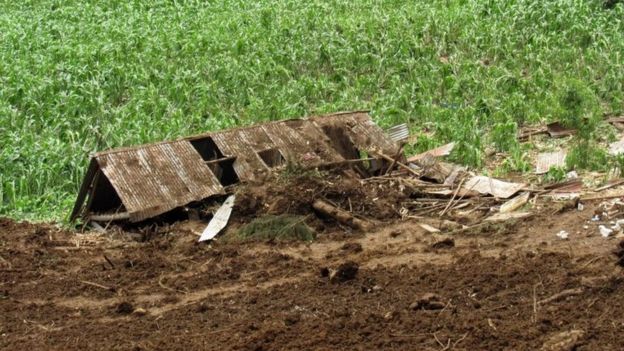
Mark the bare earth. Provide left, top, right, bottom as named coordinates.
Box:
left=2, top=196, right=624, bottom=351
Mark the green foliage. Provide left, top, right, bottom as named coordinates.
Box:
left=490, top=120, right=519, bottom=152
left=1, top=0, right=623, bottom=220
left=543, top=166, right=567, bottom=183
left=237, top=215, right=315, bottom=242
left=407, top=133, right=437, bottom=155
left=499, top=145, right=531, bottom=173
left=557, top=78, right=601, bottom=140
left=612, top=155, right=624, bottom=176
left=566, top=141, right=609, bottom=171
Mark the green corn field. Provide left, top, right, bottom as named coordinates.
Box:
left=0, top=0, right=623, bottom=221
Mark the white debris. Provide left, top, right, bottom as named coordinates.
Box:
left=608, top=139, right=624, bottom=155
left=566, top=171, right=578, bottom=179
left=198, top=195, right=236, bottom=242
left=583, top=225, right=589, bottom=229
left=599, top=225, right=613, bottom=238
left=612, top=223, right=622, bottom=232
left=616, top=219, right=624, bottom=226
left=577, top=202, right=584, bottom=211
left=556, top=230, right=569, bottom=240
left=591, top=215, right=601, bottom=222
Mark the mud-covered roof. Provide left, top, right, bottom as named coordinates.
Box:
left=70, top=111, right=399, bottom=223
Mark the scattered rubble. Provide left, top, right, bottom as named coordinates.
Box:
left=64, top=111, right=624, bottom=247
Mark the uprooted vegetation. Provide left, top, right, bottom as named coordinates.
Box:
left=235, top=215, right=316, bottom=242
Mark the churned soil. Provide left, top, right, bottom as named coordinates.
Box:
left=2, top=199, right=624, bottom=350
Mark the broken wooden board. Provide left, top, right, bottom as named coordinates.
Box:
left=409, top=152, right=463, bottom=184
left=500, top=192, right=530, bottom=213
left=484, top=211, right=533, bottom=222
left=463, top=176, right=525, bottom=199
left=535, top=150, right=567, bottom=174
left=418, top=223, right=440, bottom=233
left=546, top=122, right=576, bottom=138
left=518, top=126, right=548, bottom=141
left=312, top=199, right=371, bottom=231
left=518, top=122, right=575, bottom=141
left=544, top=179, right=583, bottom=194
left=423, top=188, right=479, bottom=198
left=407, top=142, right=455, bottom=163
left=595, top=179, right=624, bottom=192
left=198, top=195, right=235, bottom=242
left=607, top=117, right=624, bottom=131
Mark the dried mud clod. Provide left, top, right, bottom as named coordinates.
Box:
left=340, top=242, right=363, bottom=254
left=327, top=261, right=359, bottom=283
left=613, top=239, right=624, bottom=267
left=410, top=293, right=446, bottom=311
left=115, top=302, right=134, bottom=315
left=430, top=237, right=455, bottom=250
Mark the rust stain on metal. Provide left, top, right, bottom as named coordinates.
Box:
left=71, top=111, right=399, bottom=223
left=98, top=141, right=224, bottom=222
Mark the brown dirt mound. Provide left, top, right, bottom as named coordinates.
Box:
left=233, top=171, right=409, bottom=229
left=2, top=197, right=624, bottom=350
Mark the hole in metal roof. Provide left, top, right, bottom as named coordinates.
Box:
left=207, top=157, right=240, bottom=186
left=258, top=148, right=285, bottom=168
left=190, top=137, right=224, bottom=161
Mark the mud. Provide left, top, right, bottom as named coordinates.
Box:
left=2, top=198, right=624, bottom=350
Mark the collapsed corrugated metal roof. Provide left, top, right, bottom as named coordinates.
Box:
left=70, top=111, right=400, bottom=223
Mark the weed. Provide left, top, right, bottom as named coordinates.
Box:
left=490, top=120, right=519, bottom=153
left=611, top=155, right=624, bottom=176
left=566, top=141, right=609, bottom=171
left=500, top=145, right=532, bottom=173
left=543, top=166, right=567, bottom=183
left=279, top=161, right=323, bottom=180
left=237, top=215, right=315, bottom=242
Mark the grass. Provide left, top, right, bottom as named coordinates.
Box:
left=0, top=0, right=623, bottom=221
left=236, top=215, right=315, bottom=242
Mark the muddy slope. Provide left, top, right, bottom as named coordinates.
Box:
left=1, top=203, right=624, bottom=350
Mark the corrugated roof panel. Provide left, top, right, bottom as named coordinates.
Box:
left=288, top=120, right=345, bottom=164
left=260, top=122, right=322, bottom=164
left=211, top=127, right=272, bottom=181
left=386, top=123, right=409, bottom=143
left=72, top=111, right=401, bottom=222
left=96, top=140, right=224, bottom=222
left=322, top=112, right=399, bottom=155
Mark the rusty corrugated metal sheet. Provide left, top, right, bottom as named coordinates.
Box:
left=386, top=123, right=409, bottom=143
left=73, top=111, right=400, bottom=222
left=210, top=127, right=273, bottom=181
left=312, top=111, right=399, bottom=155
left=96, top=140, right=224, bottom=222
